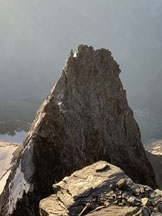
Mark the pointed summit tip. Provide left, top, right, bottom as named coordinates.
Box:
left=73, top=44, right=112, bottom=58
left=64, top=44, right=120, bottom=77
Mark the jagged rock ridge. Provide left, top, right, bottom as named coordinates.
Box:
left=0, top=45, right=156, bottom=215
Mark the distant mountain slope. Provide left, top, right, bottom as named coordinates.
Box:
left=0, top=98, right=42, bottom=123
left=145, top=140, right=162, bottom=189
left=0, top=120, right=30, bottom=143
left=145, top=139, right=162, bottom=154
left=134, top=108, right=162, bottom=144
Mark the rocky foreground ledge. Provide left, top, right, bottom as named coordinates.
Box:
left=40, top=161, right=162, bottom=216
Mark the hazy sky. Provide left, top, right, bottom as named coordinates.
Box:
left=0, top=0, right=162, bottom=120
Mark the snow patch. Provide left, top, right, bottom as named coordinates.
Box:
left=58, top=101, right=63, bottom=106
left=8, top=161, right=31, bottom=214
left=0, top=170, right=11, bottom=195
left=8, top=139, right=34, bottom=214
left=73, top=51, right=77, bottom=57
left=0, top=143, right=18, bottom=195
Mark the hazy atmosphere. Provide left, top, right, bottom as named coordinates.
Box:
left=1, top=2, right=162, bottom=215
left=0, top=0, right=162, bottom=141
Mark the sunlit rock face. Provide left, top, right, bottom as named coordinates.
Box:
left=0, top=45, right=156, bottom=216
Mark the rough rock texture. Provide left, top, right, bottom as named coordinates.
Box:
left=146, top=151, right=162, bottom=190
left=40, top=161, right=162, bottom=216
left=0, top=45, right=156, bottom=215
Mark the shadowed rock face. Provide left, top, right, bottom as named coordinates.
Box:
left=0, top=45, right=156, bottom=215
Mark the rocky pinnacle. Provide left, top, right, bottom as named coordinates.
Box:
left=0, top=45, right=156, bottom=216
